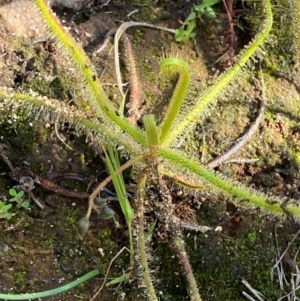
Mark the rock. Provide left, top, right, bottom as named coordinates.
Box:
left=49, top=0, right=87, bottom=10
left=0, top=0, right=48, bottom=39
left=0, top=0, right=88, bottom=13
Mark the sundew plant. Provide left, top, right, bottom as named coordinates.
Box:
left=0, top=0, right=299, bottom=300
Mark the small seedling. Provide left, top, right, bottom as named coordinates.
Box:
left=9, top=188, right=30, bottom=209
left=193, top=0, right=218, bottom=19
left=175, top=17, right=197, bottom=42
left=175, top=0, right=218, bottom=42
left=0, top=200, right=12, bottom=219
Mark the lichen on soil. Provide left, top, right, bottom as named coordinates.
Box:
left=0, top=0, right=299, bottom=301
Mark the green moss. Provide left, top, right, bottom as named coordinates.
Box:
left=189, top=235, right=277, bottom=300
left=98, top=228, right=117, bottom=251
left=262, top=0, right=297, bottom=74
left=12, top=270, right=28, bottom=291
left=154, top=244, right=187, bottom=300
left=22, top=74, right=73, bottom=100
left=153, top=222, right=279, bottom=301
left=64, top=207, right=82, bottom=228
left=292, top=147, right=300, bottom=165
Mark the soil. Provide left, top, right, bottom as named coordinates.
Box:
left=0, top=0, right=299, bottom=301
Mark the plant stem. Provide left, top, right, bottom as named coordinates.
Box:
left=86, top=154, right=144, bottom=219
left=123, top=33, right=140, bottom=124
left=34, top=0, right=112, bottom=115
left=158, top=58, right=190, bottom=144
left=293, top=0, right=300, bottom=67
left=158, top=148, right=300, bottom=218
left=0, top=91, right=145, bottom=152
left=113, top=21, right=175, bottom=98
left=0, top=269, right=100, bottom=300
left=137, top=172, right=158, bottom=301
left=144, top=114, right=159, bottom=146
left=34, top=0, right=147, bottom=146
left=105, top=146, right=135, bottom=268
left=173, top=237, right=202, bottom=301
left=207, top=97, right=264, bottom=168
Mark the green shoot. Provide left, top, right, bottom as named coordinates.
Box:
left=175, top=19, right=196, bottom=42
left=0, top=200, right=12, bottom=219
left=145, top=220, right=157, bottom=241
left=143, top=114, right=159, bottom=146
left=0, top=269, right=100, bottom=300
left=106, top=273, right=129, bottom=286
left=9, top=188, right=30, bottom=209
left=158, top=57, right=190, bottom=144
left=194, top=0, right=219, bottom=19
left=175, top=0, right=218, bottom=42
left=105, top=145, right=135, bottom=268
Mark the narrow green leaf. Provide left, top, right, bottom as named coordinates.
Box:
left=106, top=273, right=130, bottom=286
left=143, top=114, right=159, bottom=146
left=145, top=220, right=157, bottom=241
left=158, top=58, right=190, bottom=144
left=0, top=269, right=100, bottom=300
left=104, top=147, right=134, bottom=223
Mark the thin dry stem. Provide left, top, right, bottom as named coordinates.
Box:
left=86, top=154, right=144, bottom=219
left=90, top=246, right=130, bottom=301
left=208, top=76, right=265, bottom=168
left=242, top=279, right=265, bottom=301
left=222, top=0, right=235, bottom=63
left=113, top=21, right=175, bottom=98
left=159, top=166, right=207, bottom=190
